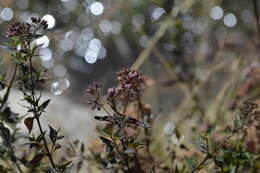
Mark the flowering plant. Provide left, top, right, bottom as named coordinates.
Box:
left=0, top=17, right=259, bottom=173
left=86, top=70, right=260, bottom=173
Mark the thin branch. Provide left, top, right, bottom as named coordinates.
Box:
left=111, top=136, right=130, bottom=171
left=0, top=64, right=18, bottom=111
left=28, top=57, right=56, bottom=169
left=190, top=133, right=236, bottom=173
left=137, top=97, right=153, bottom=158
left=0, top=63, right=23, bottom=173
left=9, top=142, right=23, bottom=173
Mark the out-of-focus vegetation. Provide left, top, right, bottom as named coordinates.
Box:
left=0, top=0, right=260, bottom=172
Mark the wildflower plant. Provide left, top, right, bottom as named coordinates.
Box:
left=0, top=17, right=70, bottom=173
left=87, top=70, right=260, bottom=173
left=0, top=17, right=260, bottom=173
left=86, top=69, right=153, bottom=172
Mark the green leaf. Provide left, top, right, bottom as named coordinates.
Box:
left=48, top=125, right=63, bottom=143
left=0, top=81, right=5, bottom=91
left=48, top=125, right=58, bottom=143
left=0, top=123, right=12, bottom=146
left=24, top=96, right=35, bottom=105
left=193, top=138, right=207, bottom=154
left=184, top=156, right=197, bottom=169
left=39, top=99, right=51, bottom=111
left=60, top=161, right=72, bottom=170
left=114, top=129, right=124, bottom=139
left=99, top=136, right=114, bottom=153
left=0, top=107, right=19, bottom=123
left=100, top=128, right=112, bottom=137
left=36, top=131, right=46, bottom=142
left=175, top=165, right=186, bottom=173
left=80, top=143, right=85, bottom=153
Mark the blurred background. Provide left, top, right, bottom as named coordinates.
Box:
left=0, top=0, right=260, bottom=154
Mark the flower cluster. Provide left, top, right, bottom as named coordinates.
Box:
left=6, top=17, right=48, bottom=39
left=117, top=69, right=144, bottom=91
left=107, top=69, right=144, bottom=101
left=6, top=22, right=31, bottom=38
left=87, top=69, right=144, bottom=109
left=87, top=69, right=152, bottom=172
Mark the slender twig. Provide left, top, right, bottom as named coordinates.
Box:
left=0, top=63, right=23, bottom=173
left=123, top=91, right=130, bottom=115
left=137, top=97, right=153, bottom=158
left=111, top=136, right=130, bottom=171
left=0, top=122, right=23, bottom=173
left=0, top=64, right=18, bottom=111
left=28, top=57, right=56, bottom=168
left=190, top=134, right=235, bottom=173
left=252, top=0, right=260, bottom=48
left=190, top=155, right=210, bottom=173
left=9, top=143, right=23, bottom=173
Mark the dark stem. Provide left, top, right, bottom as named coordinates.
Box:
left=28, top=57, right=56, bottom=168
left=252, top=0, right=260, bottom=48
left=137, top=97, right=152, bottom=158
left=111, top=136, right=130, bottom=171
left=190, top=134, right=234, bottom=173
left=0, top=64, right=18, bottom=111
left=190, top=155, right=210, bottom=173
left=123, top=91, right=130, bottom=115
left=0, top=123, right=23, bottom=173
left=0, top=64, right=23, bottom=173
left=9, top=142, right=23, bottom=173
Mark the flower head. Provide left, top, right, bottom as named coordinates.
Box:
left=6, top=22, right=30, bottom=38
left=117, top=69, right=144, bottom=91
left=105, top=69, right=144, bottom=102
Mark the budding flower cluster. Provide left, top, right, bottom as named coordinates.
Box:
left=106, top=69, right=144, bottom=101
left=87, top=69, right=145, bottom=110
left=6, top=17, right=48, bottom=39
left=117, top=69, right=144, bottom=91
left=6, top=22, right=31, bottom=38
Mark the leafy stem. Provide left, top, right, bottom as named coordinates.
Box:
left=190, top=131, right=238, bottom=173
left=0, top=62, right=23, bottom=173
left=0, top=64, right=18, bottom=112
left=111, top=135, right=130, bottom=171
left=28, top=56, right=56, bottom=169
left=137, top=97, right=152, bottom=158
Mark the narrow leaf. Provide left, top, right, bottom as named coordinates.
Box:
left=99, top=136, right=114, bottom=152
left=39, top=99, right=51, bottom=111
